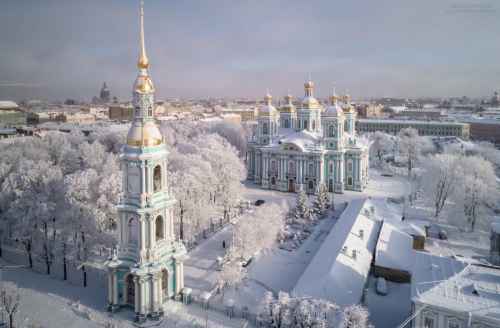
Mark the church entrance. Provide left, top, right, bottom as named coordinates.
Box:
left=288, top=179, right=295, bottom=192
left=271, top=177, right=276, bottom=186
left=328, top=179, right=334, bottom=193
left=126, top=274, right=135, bottom=306
left=161, top=269, right=169, bottom=299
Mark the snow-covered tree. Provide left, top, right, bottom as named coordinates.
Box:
left=1, top=282, right=21, bottom=328
left=397, top=128, right=434, bottom=177
left=453, top=156, right=498, bottom=231
left=294, top=190, right=312, bottom=222
left=341, top=304, right=371, bottom=328
left=215, top=260, right=245, bottom=300
left=368, top=131, right=394, bottom=166
left=314, top=183, right=330, bottom=216
left=421, top=154, right=460, bottom=219
left=232, top=202, right=287, bottom=261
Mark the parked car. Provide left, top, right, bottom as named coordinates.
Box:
left=376, top=277, right=388, bottom=296
left=254, top=199, right=265, bottom=206
left=438, top=230, right=448, bottom=240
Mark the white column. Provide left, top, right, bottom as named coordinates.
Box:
left=157, top=274, right=163, bottom=306
left=141, top=164, right=146, bottom=194
left=149, top=216, right=154, bottom=249
left=107, top=272, right=113, bottom=304
left=112, top=273, right=118, bottom=305
left=152, top=275, right=158, bottom=312
left=134, top=277, right=140, bottom=314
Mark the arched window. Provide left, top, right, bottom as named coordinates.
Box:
left=155, top=216, right=164, bottom=241
left=304, top=120, right=309, bottom=130
left=263, top=122, right=268, bottom=135
left=153, top=165, right=162, bottom=192
left=329, top=161, right=334, bottom=174
left=308, top=163, right=314, bottom=176
left=312, top=120, right=316, bottom=130
left=329, top=125, right=335, bottom=137
left=128, top=217, right=138, bottom=245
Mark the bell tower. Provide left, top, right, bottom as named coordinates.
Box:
left=106, top=1, right=187, bottom=322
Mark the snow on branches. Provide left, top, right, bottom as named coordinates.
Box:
left=258, top=291, right=372, bottom=328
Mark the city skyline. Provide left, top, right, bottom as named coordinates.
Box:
left=0, top=0, right=499, bottom=101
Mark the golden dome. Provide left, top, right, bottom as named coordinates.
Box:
left=304, top=80, right=314, bottom=89
left=137, top=54, right=149, bottom=69
left=127, top=120, right=163, bottom=147
left=134, top=74, right=154, bottom=93
left=264, top=92, right=272, bottom=103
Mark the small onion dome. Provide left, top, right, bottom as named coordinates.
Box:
left=280, top=94, right=296, bottom=113
left=302, top=96, right=320, bottom=109
left=304, top=80, right=314, bottom=89
left=127, top=120, right=163, bottom=147
left=134, top=74, right=155, bottom=94
left=260, top=92, right=277, bottom=116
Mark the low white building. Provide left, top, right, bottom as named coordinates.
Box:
left=293, top=198, right=382, bottom=306
left=409, top=250, right=500, bottom=328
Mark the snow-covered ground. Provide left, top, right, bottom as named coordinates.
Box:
left=0, top=259, right=248, bottom=328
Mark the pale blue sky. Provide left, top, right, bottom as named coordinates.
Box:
left=0, top=0, right=499, bottom=101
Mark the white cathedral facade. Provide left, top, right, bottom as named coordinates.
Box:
left=106, top=1, right=186, bottom=322
left=247, top=81, right=369, bottom=194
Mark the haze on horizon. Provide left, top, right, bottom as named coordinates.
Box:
left=0, top=0, right=499, bottom=102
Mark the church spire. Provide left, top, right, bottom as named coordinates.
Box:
left=137, top=0, right=149, bottom=70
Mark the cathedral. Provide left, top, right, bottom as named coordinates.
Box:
left=246, top=81, right=369, bottom=194
left=106, top=1, right=187, bottom=322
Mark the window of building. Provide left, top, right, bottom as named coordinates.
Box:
left=348, top=161, right=353, bottom=172
left=128, top=217, right=138, bottom=245
left=263, top=122, right=268, bottom=135
left=328, top=179, right=334, bottom=192
left=329, top=125, right=335, bottom=137
left=308, top=163, right=314, bottom=176
left=308, top=180, right=314, bottom=190
left=155, top=216, right=164, bottom=241
left=284, top=119, right=289, bottom=128
left=424, top=316, right=435, bottom=328
left=312, top=120, right=316, bottom=130
left=288, top=161, right=295, bottom=175
left=153, top=165, right=162, bottom=192
left=329, top=161, right=333, bottom=174
left=304, top=120, right=308, bottom=130
left=271, top=160, right=276, bottom=171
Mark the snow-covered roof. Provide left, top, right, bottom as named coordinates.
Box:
left=293, top=198, right=382, bottom=306
left=259, top=104, right=278, bottom=115
left=0, top=101, right=19, bottom=110
left=414, top=264, right=500, bottom=323
left=323, top=103, right=344, bottom=117
left=279, top=129, right=321, bottom=151
left=411, top=251, right=467, bottom=300
left=375, top=222, right=414, bottom=272
left=492, top=221, right=500, bottom=234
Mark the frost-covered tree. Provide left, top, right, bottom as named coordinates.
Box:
left=369, top=131, right=394, bottom=166
left=421, top=154, right=460, bottom=219
left=397, top=128, right=434, bottom=177
left=215, top=260, right=245, bottom=300
left=1, top=282, right=21, bottom=328
left=258, top=293, right=371, bottom=328
left=232, top=203, right=287, bottom=261
left=294, top=190, right=312, bottom=222
left=453, top=156, right=498, bottom=231
left=314, top=183, right=330, bottom=216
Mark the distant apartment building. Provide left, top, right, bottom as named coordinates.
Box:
left=220, top=108, right=258, bottom=121
left=56, top=112, right=95, bottom=124
left=109, top=105, right=134, bottom=121
left=462, top=118, right=500, bottom=145
left=220, top=113, right=242, bottom=125
left=392, top=108, right=444, bottom=120
left=355, top=103, right=384, bottom=118
left=356, top=119, right=470, bottom=139
left=0, top=101, right=27, bottom=127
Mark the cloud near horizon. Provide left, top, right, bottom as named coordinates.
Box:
left=0, top=0, right=499, bottom=102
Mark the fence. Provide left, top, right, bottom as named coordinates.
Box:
left=0, top=243, right=106, bottom=290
